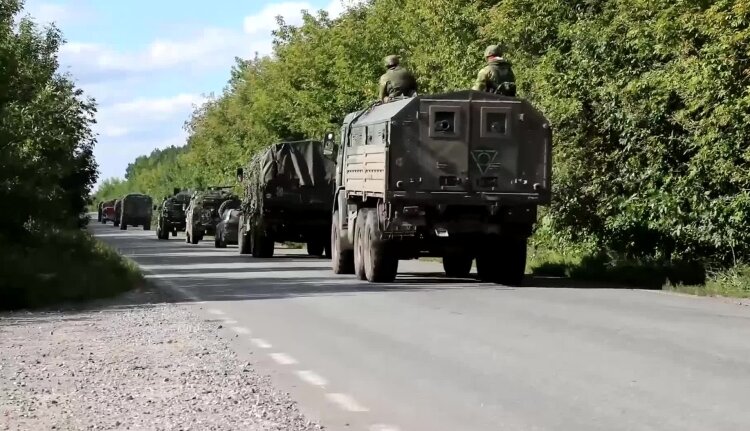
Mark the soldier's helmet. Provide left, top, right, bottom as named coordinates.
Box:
left=384, top=54, right=400, bottom=68
left=484, top=44, right=502, bottom=58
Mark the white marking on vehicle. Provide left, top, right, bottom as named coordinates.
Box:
left=325, top=393, right=369, bottom=412
left=231, top=326, right=251, bottom=335
left=269, top=353, right=298, bottom=365
left=207, top=308, right=224, bottom=316
left=294, top=370, right=328, bottom=387
left=251, top=338, right=272, bottom=349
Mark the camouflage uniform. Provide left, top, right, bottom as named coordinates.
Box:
left=472, top=44, right=516, bottom=96
left=378, top=55, right=418, bottom=102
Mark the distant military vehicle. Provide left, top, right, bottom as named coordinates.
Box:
left=118, top=193, right=154, bottom=230
left=185, top=187, right=238, bottom=244
left=97, top=201, right=104, bottom=222
left=155, top=188, right=192, bottom=240
left=215, top=208, right=241, bottom=248
left=113, top=199, right=122, bottom=227
left=329, top=90, right=552, bottom=285
left=235, top=140, right=336, bottom=258
left=100, top=200, right=117, bottom=224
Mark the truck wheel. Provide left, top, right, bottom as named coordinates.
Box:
left=331, top=211, right=354, bottom=274
left=114, top=219, right=120, bottom=227
left=171, top=230, right=177, bottom=237
left=363, top=209, right=398, bottom=283
left=185, top=229, right=191, bottom=244
left=101, top=219, right=106, bottom=225
left=476, top=236, right=527, bottom=286
left=190, top=230, right=200, bottom=244
left=214, top=235, right=221, bottom=248
left=443, top=255, right=473, bottom=278
left=238, top=224, right=251, bottom=255
left=251, top=230, right=274, bottom=258
left=120, top=218, right=127, bottom=230
left=143, top=223, right=151, bottom=231
left=353, top=209, right=368, bottom=280
left=306, top=240, right=324, bottom=257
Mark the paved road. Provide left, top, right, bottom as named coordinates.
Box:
left=92, top=221, right=750, bottom=431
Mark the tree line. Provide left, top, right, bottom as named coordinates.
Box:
left=97, top=0, right=750, bottom=269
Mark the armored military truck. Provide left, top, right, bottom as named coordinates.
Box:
left=235, top=140, right=336, bottom=258
left=329, top=90, right=552, bottom=285
left=155, top=189, right=192, bottom=240
left=119, top=193, right=153, bottom=230
left=184, top=187, right=238, bottom=244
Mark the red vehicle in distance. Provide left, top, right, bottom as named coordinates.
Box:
left=100, top=199, right=117, bottom=225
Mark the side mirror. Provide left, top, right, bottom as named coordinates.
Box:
left=236, top=167, right=244, bottom=182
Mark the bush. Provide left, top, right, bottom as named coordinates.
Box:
left=0, top=230, right=143, bottom=310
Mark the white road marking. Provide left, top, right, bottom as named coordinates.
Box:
left=207, top=308, right=225, bottom=316
left=251, top=338, right=272, bottom=349
left=231, top=326, right=251, bottom=335
left=325, top=393, right=369, bottom=412
left=269, top=353, right=298, bottom=365
left=294, top=370, right=328, bottom=387
left=369, top=425, right=401, bottom=431
left=223, top=319, right=238, bottom=325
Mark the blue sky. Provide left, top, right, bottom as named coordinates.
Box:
left=22, top=0, right=361, bottom=188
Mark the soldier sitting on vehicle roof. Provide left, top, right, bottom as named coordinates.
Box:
left=378, top=54, right=418, bottom=103
left=472, top=44, right=517, bottom=97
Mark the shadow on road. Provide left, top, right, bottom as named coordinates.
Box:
left=87, top=223, right=650, bottom=308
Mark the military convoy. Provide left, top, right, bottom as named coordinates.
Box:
left=97, top=89, right=552, bottom=286
left=235, top=140, right=336, bottom=258
left=155, top=189, right=192, bottom=240
left=185, top=187, right=239, bottom=245
left=327, top=90, right=552, bottom=285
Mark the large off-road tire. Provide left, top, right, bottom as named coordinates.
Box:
left=185, top=228, right=191, bottom=244
left=156, top=223, right=166, bottom=240
left=476, top=235, right=528, bottom=286
left=331, top=211, right=354, bottom=274
left=113, top=218, right=120, bottom=227
left=171, top=230, right=177, bottom=237
left=251, top=229, right=274, bottom=258
left=143, top=222, right=151, bottom=231
left=443, top=254, right=473, bottom=278
left=119, top=218, right=127, bottom=230
left=363, top=209, right=398, bottom=283
left=238, top=223, right=251, bottom=255
left=353, top=209, right=368, bottom=280
left=306, top=240, right=325, bottom=257
left=101, top=219, right=106, bottom=225
left=214, top=232, right=227, bottom=248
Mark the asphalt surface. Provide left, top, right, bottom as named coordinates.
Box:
left=92, top=221, right=750, bottom=431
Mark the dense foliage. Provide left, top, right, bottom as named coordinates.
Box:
left=1, top=0, right=141, bottom=308
left=1, top=0, right=98, bottom=239
left=99, top=0, right=750, bottom=268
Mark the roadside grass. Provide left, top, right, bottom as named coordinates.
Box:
left=528, top=245, right=750, bottom=298
left=0, top=229, right=144, bottom=311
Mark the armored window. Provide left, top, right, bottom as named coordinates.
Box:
left=480, top=107, right=511, bottom=138
left=428, top=105, right=461, bottom=138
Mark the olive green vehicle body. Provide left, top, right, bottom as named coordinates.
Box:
left=330, top=90, right=552, bottom=284
left=236, top=140, right=336, bottom=258
left=155, top=189, right=192, bottom=240
left=184, top=187, right=239, bottom=245
left=117, top=193, right=154, bottom=231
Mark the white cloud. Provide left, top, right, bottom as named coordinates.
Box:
left=24, top=1, right=92, bottom=26
left=94, top=93, right=207, bottom=140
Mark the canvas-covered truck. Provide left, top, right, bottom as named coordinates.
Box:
left=118, top=193, right=153, bottom=230
left=184, top=187, right=238, bottom=244
left=235, top=140, right=336, bottom=258
left=329, top=90, right=552, bottom=285
left=155, top=189, right=192, bottom=240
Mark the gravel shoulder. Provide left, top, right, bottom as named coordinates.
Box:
left=0, top=287, right=322, bottom=431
